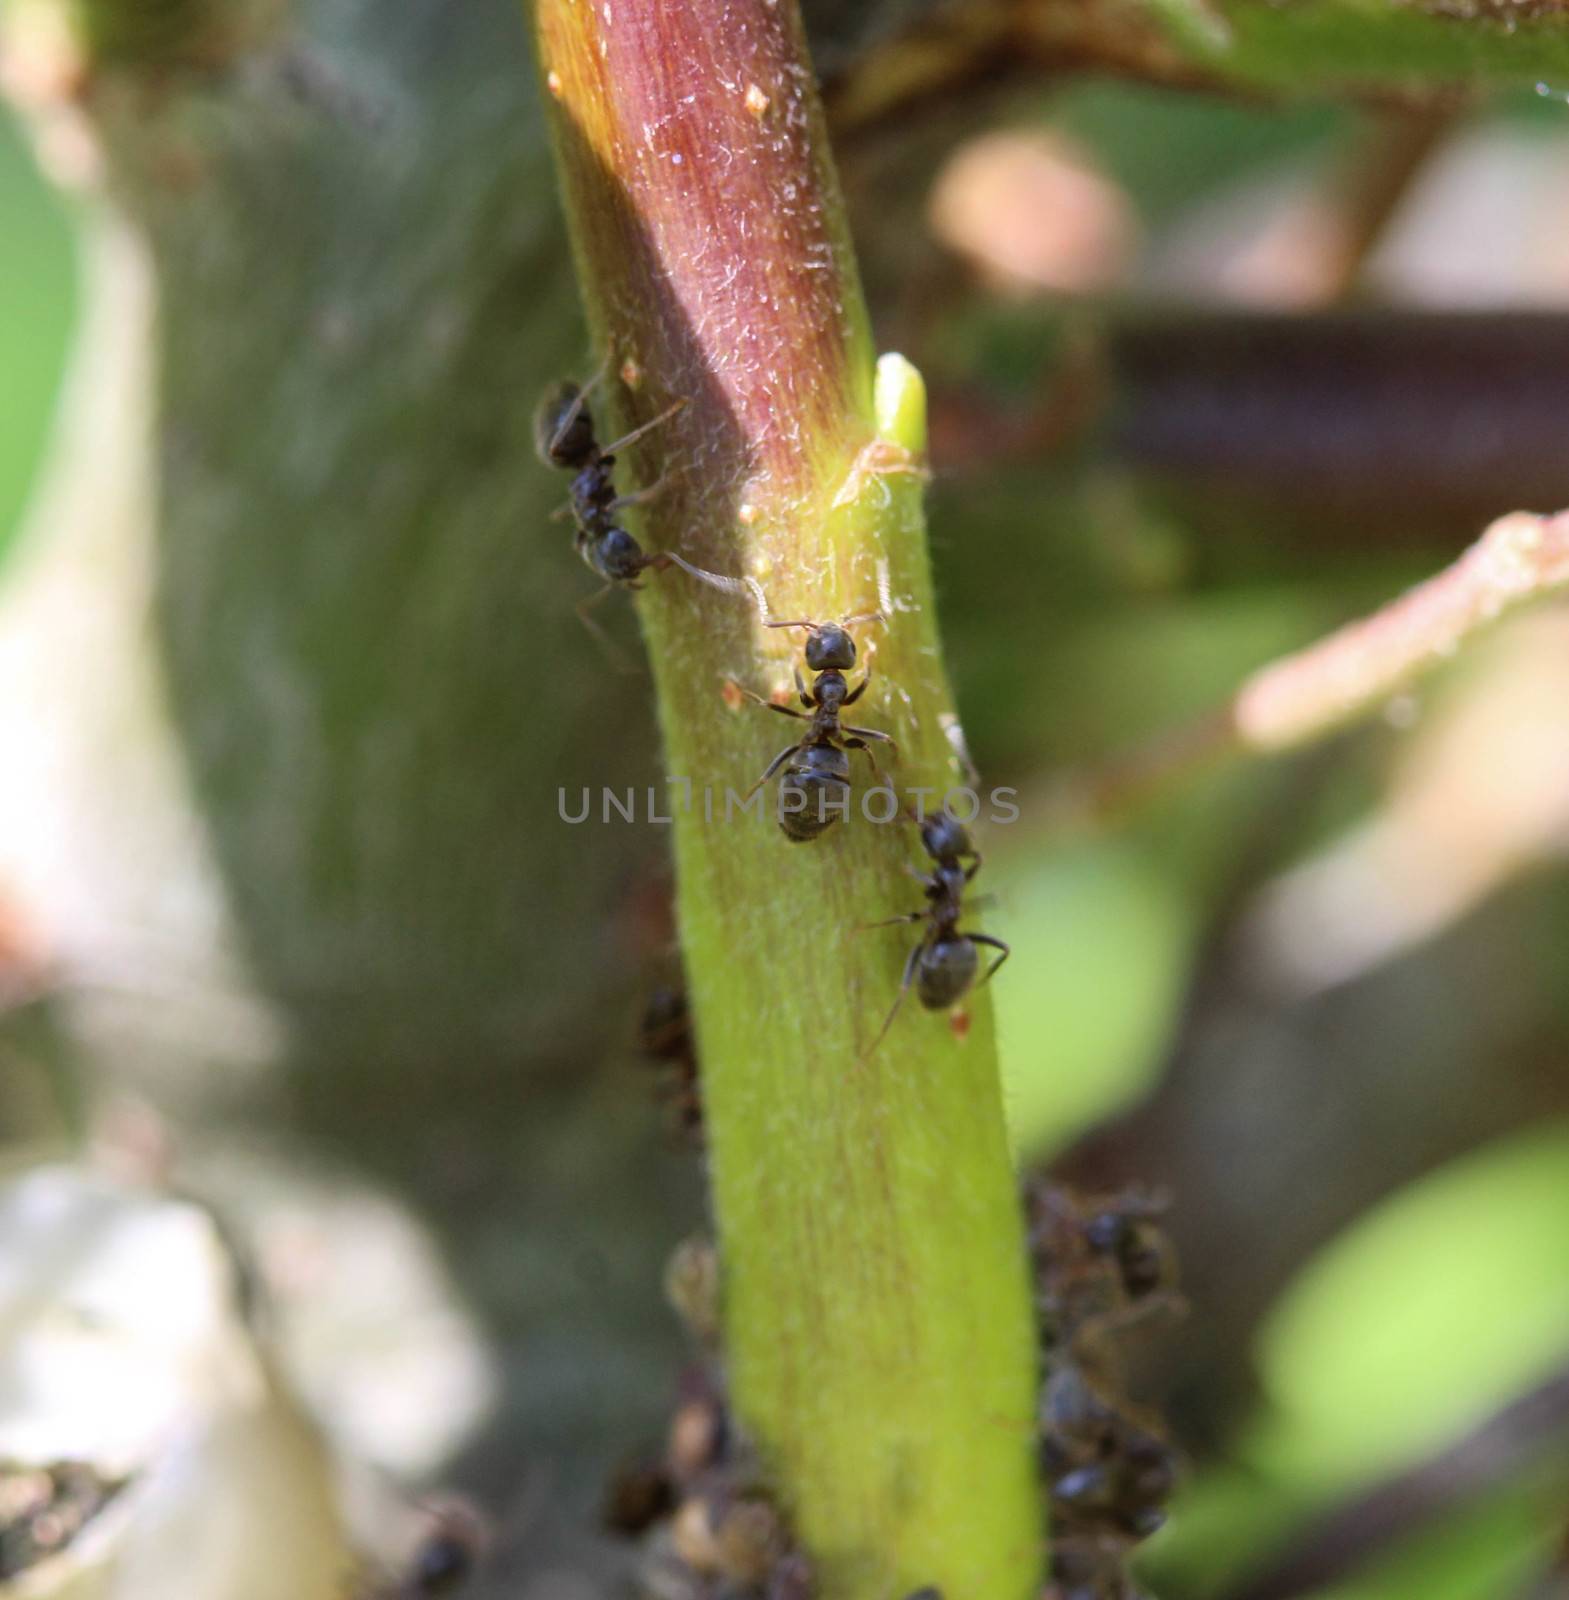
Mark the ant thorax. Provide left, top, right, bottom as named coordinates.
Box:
left=811, top=670, right=849, bottom=712
left=534, top=380, right=594, bottom=468
left=930, top=862, right=968, bottom=906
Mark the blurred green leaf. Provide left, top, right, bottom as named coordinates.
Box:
left=1254, top=1123, right=1569, bottom=1485
left=996, top=836, right=1193, bottom=1156
left=0, top=109, right=74, bottom=562
left=1315, top=1479, right=1558, bottom=1600
left=1048, top=81, right=1346, bottom=231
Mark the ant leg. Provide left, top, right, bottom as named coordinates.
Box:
left=548, top=499, right=575, bottom=524
left=843, top=661, right=873, bottom=706
left=842, top=737, right=883, bottom=778
left=1070, top=1293, right=1187, bottom=1351
left=859, top=910, right=927, bottom=930
left=963, top=850, right=984, bottom=882
left=844, top=725, right=898, bottom=757
left=599, top=397, right=688, bottom=457
left=606, top=470, right=677, bottom=514
left=794, top=666, right=814, bottom=706
left=575, top=584, right=639, bottom=675
left=971, top=934, right=1011, bottom=984
left=733, top=683, right=810, bottom=721
left=865, top=937, right=927, bottom=1059
left=745, top=742, right=804, bottom=802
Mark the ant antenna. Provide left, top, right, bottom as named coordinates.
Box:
left=763, top=608, right=886, bottom=635
left=599, top=396, right=689, bottom=458
left=658, top=552, right=765, bottom=602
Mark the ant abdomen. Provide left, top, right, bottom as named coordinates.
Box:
left=592, top=526, right=651, bottom=583
left=780, top=805, right=837, bottom=843
left=916, top=936, right=980, bottom=1009
left=535, top=379, right=595, bottom=469
left=778, top=745, right=852, bottom=841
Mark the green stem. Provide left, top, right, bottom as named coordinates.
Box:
left=528, top=2, right=1042, bottom=1594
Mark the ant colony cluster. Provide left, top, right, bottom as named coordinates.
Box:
left=538, top=364, right=1008, bottom=1051
left=1030, top=1186, right=1185, bottom=1600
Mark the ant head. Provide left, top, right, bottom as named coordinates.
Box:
left=804, top=622, right=856, bottom=672
left=920, top=809, right=971, bottom=861
left=535, top=380, right=596, bottom=468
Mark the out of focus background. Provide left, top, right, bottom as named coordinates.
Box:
left=5, top=5, right=1569, bottom=1597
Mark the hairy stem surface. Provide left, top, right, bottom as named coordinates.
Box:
left=529, top=2, right=1043, bottom=1593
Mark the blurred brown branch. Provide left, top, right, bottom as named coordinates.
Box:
left=1054, top=506, right=1569, bottom=828
left=1235, top=509, right=1569, bottom=748
left=926, top=314, right=1569, bottom=548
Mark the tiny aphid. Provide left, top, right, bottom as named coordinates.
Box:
left=1040, top=1364, right=1176, bottom=1541
left=1030, top=1185, right=1181, bottom=1351
left=1047, top=1536, right=1149, bottom=1600
left=637, top=982, right=703, bottom=1144
left=865, top=809, right=1008, bottom=1051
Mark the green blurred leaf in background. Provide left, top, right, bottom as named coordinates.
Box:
left=0, top=108, right=73, bottom=561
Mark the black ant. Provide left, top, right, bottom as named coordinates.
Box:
left=535, top=368, right=711, bottom=645
left=1029, top=1186, right=1181, bottom=1350
left=1040, top=1363, right=1177, bottom=1542
left=865, top=809, right=1008, bottom=1051
left=1030, top=1183, right=1184, bottom=1600
left=739, top=615, right=896, bottom=841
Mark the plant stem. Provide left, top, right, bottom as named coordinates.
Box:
left=528, top=2, right=1043, bottom=1594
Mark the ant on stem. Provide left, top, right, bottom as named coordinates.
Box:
left=534, top=365, right=715, bottom=654
left=672, top=549, right=904, bottom=837
left=738, top=612, right=897, bottom=841
left=865, top=808, right=1008, bottom=1052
